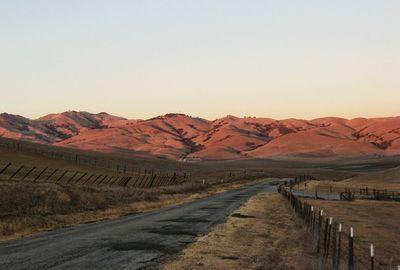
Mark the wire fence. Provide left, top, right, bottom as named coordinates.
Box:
left=279, top=182, right=398, bottom=270
left=291, top=179, right=400, bottom=202
left=0, top=161, right=188, bottom=188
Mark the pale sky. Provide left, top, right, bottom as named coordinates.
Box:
left=1, top=1, right=399, bottom=120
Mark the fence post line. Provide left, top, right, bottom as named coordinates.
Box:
left=370, top=244, right=374, bottom=270
left=348, top=227, right=354, bottom=270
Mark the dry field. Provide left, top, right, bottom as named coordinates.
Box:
left=162, top=193, right=317, bottom=270
left=291, top=164, right=400, bottom=194
left=302, top=198, right=400, bottom=268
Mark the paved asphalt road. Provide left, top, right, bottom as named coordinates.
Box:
left=0, top=179, right=281, bottom=270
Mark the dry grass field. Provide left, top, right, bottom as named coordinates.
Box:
left=302, top=198, right=400, bottom=267
left=288, top=164, right=400, bottom=268
left=292, top=164, right=400, bottom=194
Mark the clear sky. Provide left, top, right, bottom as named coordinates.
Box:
left=1, top=1, right=399, bottom=120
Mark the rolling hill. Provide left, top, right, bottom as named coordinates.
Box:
left=1, top=111, right=399, bottom=160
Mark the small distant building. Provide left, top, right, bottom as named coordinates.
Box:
left=181, top=157, right=202, bottom=163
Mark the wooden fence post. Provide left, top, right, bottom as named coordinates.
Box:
left=312, top=206, right=316, bottom=233
left=98, top=175, right=108, bottom=185
left=9, top=166, right=24, bottom=180
left=103, top=176, right=113, bottom=185
left=131, top=175, right=140, bottom=187
left=337, top=223, right=342, bottom=270
left=332, top=222, right=337, bottom=268
left=348, top=227, right=354, bottom=270
left=325, top=217, right=332, bottom=258
left=46, top=169, right=58, bottom=181
left=83, top=173, right=95, bottom=184
left=370, top=244, right=374, bottom=270
left=0, top=163, right=12, bottom=176
left=75, top=172, right=87, bottom=184
left=34, top=167, right=48, bottom=182
left=323, top=218, right=329, bottom=257
left=317, top=210, right=323, bottom=253
left=149, top=174, right=157, bottom=188
left=92, top=174, right=103, bottom=184
left=56, top=170, right=68, bottom=183
left=137, top=174, right=146, bottom=188
left=22, top=166, right=36, bottom=180
left=66, top=171, right=79, bottom=184
left=124, top=177, right=132, bottom=187
left=109, top=176, right=120, bottom=186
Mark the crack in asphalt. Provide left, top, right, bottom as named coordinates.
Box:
left=0, top=179, right=279, bottom=270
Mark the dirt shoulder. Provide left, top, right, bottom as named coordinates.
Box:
left=162, top=192, right=317, bottom=270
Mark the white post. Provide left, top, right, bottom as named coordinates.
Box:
left=329, top=217, right=332, bottom=225
left=339, top=223, right=342, bottom=232
left=350, top=227, right=354, bottom=238
left=370, top=244, right=374, bottom=257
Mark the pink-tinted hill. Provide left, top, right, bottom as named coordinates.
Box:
left=0, top=112, right=399, bottom=160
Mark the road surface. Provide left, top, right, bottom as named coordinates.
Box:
left=0, top=179, right=280, bottom=270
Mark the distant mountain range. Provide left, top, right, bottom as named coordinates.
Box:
left=1, top=111, right=399, bottom=160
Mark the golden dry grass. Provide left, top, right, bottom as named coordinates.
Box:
left=162, top=193, right=317, bottom=270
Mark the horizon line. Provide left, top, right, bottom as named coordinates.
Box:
left=2, top=110, right=400, bottom=122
